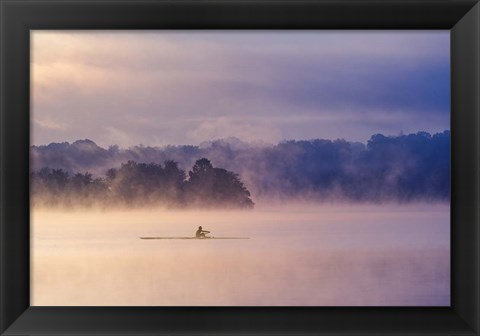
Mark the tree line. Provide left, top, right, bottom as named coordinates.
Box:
left=31, top=158, right=255, bottom=209
left=31, top=130, right=451, bottom=203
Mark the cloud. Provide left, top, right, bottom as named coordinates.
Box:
left=33, top=118, right=67, bottom=131
left=189, top=116, right=281, bottom=144
left=31, top=31, right=450, bottom=147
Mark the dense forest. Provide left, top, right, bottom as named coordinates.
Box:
left=31, top=130, right=450, bottom=205
left=31, top=158, right=255, bottom=208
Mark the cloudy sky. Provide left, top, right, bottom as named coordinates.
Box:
left=31, top=31, right=450, bottom=148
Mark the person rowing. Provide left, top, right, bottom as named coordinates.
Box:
left=195, top=226, right=211, bottom=238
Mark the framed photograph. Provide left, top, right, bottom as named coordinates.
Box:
left=1, top=0, right=479, bottom=335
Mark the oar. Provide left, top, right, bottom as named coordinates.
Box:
left=140, top=236, right=250, bottom=240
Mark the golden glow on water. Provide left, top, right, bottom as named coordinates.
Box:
left=31, top=204, right=450, bottom=306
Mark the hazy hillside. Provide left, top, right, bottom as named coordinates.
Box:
left=31, top=131, right=450, bottom=203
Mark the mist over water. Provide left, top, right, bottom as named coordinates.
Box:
left=31, top=203, right=449, bottom=306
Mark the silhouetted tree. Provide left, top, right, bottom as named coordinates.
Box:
left=104, top=160, right=188, bottom=206
left=185, top=158, right=254, bottom=208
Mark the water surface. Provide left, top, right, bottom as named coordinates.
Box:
left=31, top=204, right=450, bottom=306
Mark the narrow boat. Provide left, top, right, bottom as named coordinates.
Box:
left=139, top=236, right=250, bottom=240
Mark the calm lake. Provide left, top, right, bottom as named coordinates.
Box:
left=31, top=203, right=450, bottom=306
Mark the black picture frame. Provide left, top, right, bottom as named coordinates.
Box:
left=1, top=0, right=479, bottom=335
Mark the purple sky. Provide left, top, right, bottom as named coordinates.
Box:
left=31, top=31, right=450, bottom=148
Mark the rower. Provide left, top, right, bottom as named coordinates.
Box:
left=196, top=226, right=210, bottom=238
